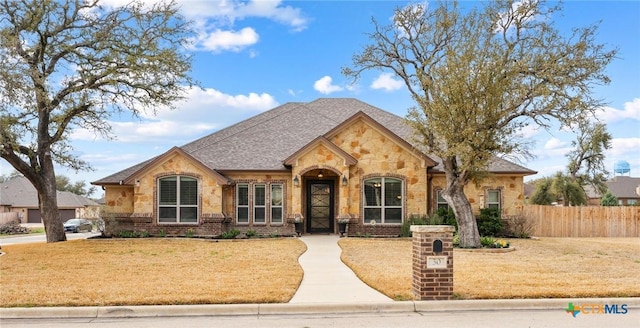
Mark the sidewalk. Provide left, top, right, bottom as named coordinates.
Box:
left=289, top=234, right=392, bottom=303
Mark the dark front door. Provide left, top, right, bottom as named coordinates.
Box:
left=306, top=181, right=334, bottom=233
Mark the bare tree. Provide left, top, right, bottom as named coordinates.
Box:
left=343, top=0, right=616, bottom=247
left=0, top=0, right=195, bottom=242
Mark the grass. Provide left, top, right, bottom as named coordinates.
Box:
left=339, top=237, right=640, bottom=300
left=0, top=238, right=306, bottom=307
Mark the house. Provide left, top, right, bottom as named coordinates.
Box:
left=585, top=176, right=640, bottom=206
left=0, top=176, right=101, bottom=224
left=92, top=98, right=536, bottom=237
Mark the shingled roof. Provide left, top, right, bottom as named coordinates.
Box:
left=0, top=176, right=99, bottom=208
left=93, top=98, right=535, bottom=184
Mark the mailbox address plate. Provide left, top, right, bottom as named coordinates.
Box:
left=426, top=256, right=448, bottom=269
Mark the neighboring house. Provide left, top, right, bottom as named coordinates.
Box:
left=93, top=98, right=536, bottom=237
left=585, top=176, right=640, bottom=206
left=0, top=176, right=100, bottom=224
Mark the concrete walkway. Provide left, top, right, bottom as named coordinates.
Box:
left=289, top=234, right=392, bottom=303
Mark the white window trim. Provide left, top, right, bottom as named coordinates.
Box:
left=436, top=189, right=449, bottom=210
left=237, top=184, right=250, bottom=224
left=253, top=184, right=266, bottom=224
left=157, top=175, right=199, bottom=224
left=363, top=177, right=404, bottom=224
left=486, top=189, right=501, bottom=210
left=270, top=184, right=284, bottom=224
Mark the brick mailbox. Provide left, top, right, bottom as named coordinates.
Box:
left=410, top=225, right=455, bottom=300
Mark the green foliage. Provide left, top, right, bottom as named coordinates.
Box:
left=480, top=236, right=510, bottom=248
left=401, top=214, right=427, bottom=237
left=0, top=0, right=196, bottom=242
left=245, top=229, right=257, bottom=238
left=220, top=229, right=240, bottom=239
left=159, top=229, right=166, bottom=238
left=552, top=172, right=587, bottom=206
left=600, top=190, right=618, bottom=206
left=343, top=0, right=616, bottom=248
left=139, top=230, right=150, bottom=238
left=567, top=121, right=612, bottom=195
left=476, top=208, right=503, bottom=237
left=453, top=233, right=460, bottom=247
left=529, top=178, right=556, bottom=205
left=118, top=231, right=138, bottom=238
left=55, top=175, right=96, bottom=198
left=185, top=229, right=195, bottom=238
left=435, top=207, right=457, bottom=229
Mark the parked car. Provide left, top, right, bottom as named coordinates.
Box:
left=63, top=218, right=93, bottom=233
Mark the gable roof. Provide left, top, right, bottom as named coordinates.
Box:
left=93, top=98, right=535, bottom=184
left=121, top=147, right=230, bottom=185
left=284, top=136, right=358, bottom=166
left=0, top=176, right=100, bottom=208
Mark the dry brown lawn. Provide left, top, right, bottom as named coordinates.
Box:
left=0, top=238, right=306, bottom=307
left=339, top=237, right=640, bottom=301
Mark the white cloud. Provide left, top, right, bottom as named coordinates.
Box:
left=607, top=137, right=640, bottom=158
left=314, top=76, right=344, bottom=95
left=196, top=27, right=259, bottom=52
left=596, top=98, right=640, bottom=123
left=100, top=0, right=308, bottom=53
left=370, top=73, right=404, bottom=91
left=71, top=87, right=278, bottom=143
left=517, top=124, right=540, bottom=139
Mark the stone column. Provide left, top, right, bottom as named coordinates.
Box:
left=410, top=225, right=455, bottom=300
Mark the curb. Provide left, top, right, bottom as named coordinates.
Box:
left=1, top=298, right=639, bottom=319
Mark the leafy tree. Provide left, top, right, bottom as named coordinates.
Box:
left=343, top=1, right=616, bottom=247
left=529, top=177, right=556, bottom=205
left=567, top=120, right=612, bottom=195
left=600, top=190, right=618, bottom=206
left=0, top=0, right=195, bottom=242
left=551, top=172, right=587, bottom=206
left=55, top=175, right=96, bottom=198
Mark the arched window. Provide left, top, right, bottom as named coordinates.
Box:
left=363, top=177, right=403, bottom=224
left=158, top=176, right=198, bottom=223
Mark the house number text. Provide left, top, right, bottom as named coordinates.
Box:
left=426, top=256, right=448, bottom=269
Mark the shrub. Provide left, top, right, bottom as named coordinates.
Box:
left=401, top=214, right=427, bottom=237
left=139, top=230, right=150, bottom=238
left=245, top=229, right=257, bottom=238
left=220, top=229, right=240, bottom=239
left=480, top=236, right=510, bottom=248
left=435, top=207, right=458, bottom=229
left=118, top=231, right=138, bottom=238
left=476, top=208, right=503, bottom=236
left=185, top=229, right=195, bottom=238
left=502, top=214, right=533, bottom=238
left=159, top=229, right=166, bottom=237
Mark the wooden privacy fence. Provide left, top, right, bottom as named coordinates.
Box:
left=521, top=205, right=640, bottom=237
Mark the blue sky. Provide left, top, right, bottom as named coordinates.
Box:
left=1, top=0, right=639, bottom=197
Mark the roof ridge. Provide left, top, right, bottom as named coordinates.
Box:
left=180, top=102, right=305, bottom=154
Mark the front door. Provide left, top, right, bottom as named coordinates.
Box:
left=306, top=181, right=334, bottom=233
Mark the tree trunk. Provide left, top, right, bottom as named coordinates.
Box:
left=440, top=156, right=481, bottom=248
left=442, top=182, right=481, bottom=248
left=32, top=152, right=67, bottom=243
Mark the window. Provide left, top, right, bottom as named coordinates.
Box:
left=628, top=199, right=637, bottom=206
left=236, top=182, right=284, bottom=224
left=487, top=189, right=501, bottom=210
left=436, top=190, right=449, bottom=210
left=158, top=176, right=198, bottom=223
left=363, top=177, right=403, bottom=224
left=254, top=184, right=266, bottom=223
left=237, top=184, right=249, bottom=223
left=271, top=184, right=283, bottom=223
